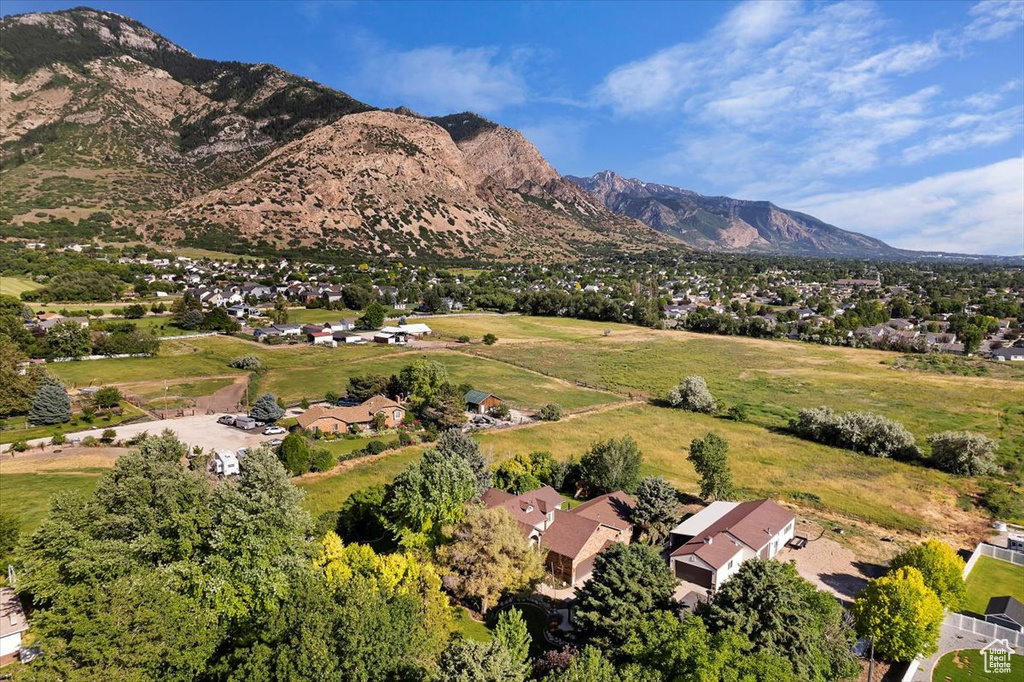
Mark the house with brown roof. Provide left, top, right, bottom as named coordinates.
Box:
left=667, top=499, right=795, bottom=591
left=296, top=395, right=405, bottom=434
left=482, top=486, right=635, bottom=585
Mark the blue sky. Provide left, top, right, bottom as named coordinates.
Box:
left=4, top=0, right=1023, bottom=254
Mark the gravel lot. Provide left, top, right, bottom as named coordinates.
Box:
left=2, top=413, right=279, bottom=455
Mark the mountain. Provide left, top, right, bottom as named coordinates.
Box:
left=0, top=8, right=676, bottom=261
left=568, top=171, right=898, bottom=258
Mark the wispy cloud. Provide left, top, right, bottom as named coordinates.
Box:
left=790, top=158, right=1024, bottom=255
left=597, top=0, right=1024, bottom=203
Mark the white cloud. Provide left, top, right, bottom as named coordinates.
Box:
left=790, top=158, right=1024, bottom=255
left=964, top=0, right=1024, bottom=42
left=903, top=105, right=1023, bottom=163
left=355, top=44, right=529, bottom=115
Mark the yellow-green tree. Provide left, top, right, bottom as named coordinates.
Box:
left=438, top=506, right=543, bottom=614
left=888, top=539, right=967, bottom=610
left=852, top=567, right=944, bottom=661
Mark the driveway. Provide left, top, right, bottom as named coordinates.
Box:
left=1, top=413, right=279, bottom=454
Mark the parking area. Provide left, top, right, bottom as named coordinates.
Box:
left=6, top=413, right=282, bottom=455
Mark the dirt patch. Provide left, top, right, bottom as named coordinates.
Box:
left=0, top=445, right=127, bottom=474
left=195, top=376, right=249, bottom=414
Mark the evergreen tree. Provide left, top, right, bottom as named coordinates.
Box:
left=28, top=377, right=72, bottom=425
left=250, top=392, right=285, bottom=422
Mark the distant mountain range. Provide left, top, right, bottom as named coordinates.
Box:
left=0, top=7, right=1009, bottom=262
left=567, top=171, right=900, bottom=257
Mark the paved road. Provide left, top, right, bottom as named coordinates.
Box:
left=0, top=412, right=283, bottom=454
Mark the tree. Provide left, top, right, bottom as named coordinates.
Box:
left=0, top=510, right=19, bottom=566
left=494, top=608, right=531, bottom=677
left=28, top=378, right=72, bottom=425
left=436, top=427, right=491, bottom=494
left=927, top=431, right=1000, bottom=476
left=697, top=558, right=859, bottom=682
left=202, top=307, right=240, bottom=333
left=538, top=403, right=562, bottom=421
left=250, top=392, right=284, bottom=422
left=270, top=296, right=289, bottom=324
left=687, top=433, right=734, bottom=501
left=385, top=448, right=477, bottom=540
left=0, top=338, right=38, bottom=417
left=399, top=359, right=450, bottom=410
left=541, top=647, right=621, bottom=682
left=46, top=319, right=92, bottom=360
left=578, top=435, right=643, bottom=495
left=348, top=373, right=389, bottom=402
left=180, top=308, right=204, bottom=330
left=631, top=476, right=679, bottom=542
left=360, top=301, right=387, bottom=329
left=438, top=506, right=543, bottom=614
left=124, top=303, right=147, bottom=319
left=310, top=447, right=336, bottom=472
left=483, top=333, right=498, bottom=345
left=667, top=375, right=716, bottom=413
left=493, top=453, right=542, bottom=494
left=852, top=566, right=944, bottom=662
left=336, top=484, right=390, bottom=545
left=573, top=543, right=677, bottom=648
left=436, top=638, right=525, bottom=682
left=278, top=433, right=311, bottom=476
left=888, top=540, right=967, bottom=610
left=94, top=386, right=122, bottom=410
left=372, top=411, right=387, bottom=432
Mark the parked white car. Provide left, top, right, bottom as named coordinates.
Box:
left=263, top=425, right=286, bottom=435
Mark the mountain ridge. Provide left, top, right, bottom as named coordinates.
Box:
left=568, top=171, right=899, bottom=258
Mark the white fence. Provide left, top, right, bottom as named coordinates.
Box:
left=945, top=612, right=1024, bottom=648
left=963, top=541, right=1024, bottom=578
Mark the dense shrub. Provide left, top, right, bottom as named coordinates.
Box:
left=927, top=431, right=999, bottom=476
left=790, top=406, right=920, bottom=459
left=310, top=448, right=336, bottom=473
left=727, top=404, right=748, bottom=422
left=278, top=433, right=311, bottom=476
left=228, top=355, right=263, bottom=370
left=538, top=403, right=562, bottom=421
left=364, top=440, right=388, bottom=455
left=667, top=376, right=716, bottom=413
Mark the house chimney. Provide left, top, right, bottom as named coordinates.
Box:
left=704, top=536, right=713, bottom=545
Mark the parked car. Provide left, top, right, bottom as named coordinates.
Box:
left=233, top=417, right=258, bottom=430
left=263, top=425, right=286, bottom=435
left=217, top=415, right=236, bottom=425
left=267, top=438, right=283, bottom=448
left=253, top=421, right=266, bottom=428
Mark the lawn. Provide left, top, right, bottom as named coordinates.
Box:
left=964, top=556, right=1024, bottom=614
left=476, top=403, right=971, bottom=534
left=0, top=471, right=103, bottom=533
left=453, top=608, right=492, bottom=642
left=932, top=649, right=1023, bottom=681
left=296, top=446, right=423, bottom=519
left=98, top=315, right=193, bottom=337
left=0, top=275, right=41, bottom=297
left=0, top=402, right=148, bottom=445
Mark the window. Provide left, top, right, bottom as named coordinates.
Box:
left=394, top=409, right=402, bottom=423
left=727, top=560, right=734, bottom=570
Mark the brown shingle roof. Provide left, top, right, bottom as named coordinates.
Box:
left=670, top=499, right=794, bottom=569
left=295, top=396, right=401, bottom=430
left=541, top=509, right=601, bottom=560
left=570, top=491, right=635, bottom=531
left=519, top=485, right=565, bottom=514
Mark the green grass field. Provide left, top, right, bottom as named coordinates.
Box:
left=0, top=402, right=148, bottom=445
left=0, top=471, right=103, bottom=532
left=132, top=377, right=236, bottom=400
left=0, top=275, right=41, bottom=297
left=476, top=403, right=969, bottom=533
left=932, top=649, right=1023, bottom=681
left=964, top=556, right=1024, bottom=614
left=98, top=315, right=194, bottom=337
left=296, top=447, right=423, bottom=519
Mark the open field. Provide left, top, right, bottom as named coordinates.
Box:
left=427, top=314, right=650, bottom=344
left=0, top=471, right=104, bottom=533
left=130, top=377, right=236, bottom=400
left=442, top=320, right=1023, bottom=474
left=296, top=447, right=422, bottom=518
left=932, top=649, right=1023, bottom=681
left=0, top=275, right=41, bottom=297
left=98, top=315, right=194, bottom=337
left=964, top=556, right=1024, bottom=614
left=285, top=307, right=382, bottom=324
left=475, top=403, right=977, bottom=534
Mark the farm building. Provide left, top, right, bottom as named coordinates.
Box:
left=465, top=390, right=503, bottom=414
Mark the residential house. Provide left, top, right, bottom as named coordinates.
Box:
left=273, top=323, right=302, bottom=337
left=253, top=327, right=280, bottom=342
left=667, top=499, right=795, bottom=590
left=465, top=390, right=503, bottom=414
left=482, top=487, right=635, bottom=585
left=991, top=347, right=1024, bottom=362
left=985, top=596, right=1024, bottom=632
left=213, top=451, right=240, bottom=477
left=0, top=587, right=28, bottom=667
left=296, top=395, right=405, bottom=434
left=322, top=320, right=355, bottom=332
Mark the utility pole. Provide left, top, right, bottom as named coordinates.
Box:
left=163, top=384, right=168, bottom=419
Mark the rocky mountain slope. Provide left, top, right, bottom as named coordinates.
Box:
left=569, top=171, right=898, bottom=257
left=0, top=8, right=675, bottom=260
